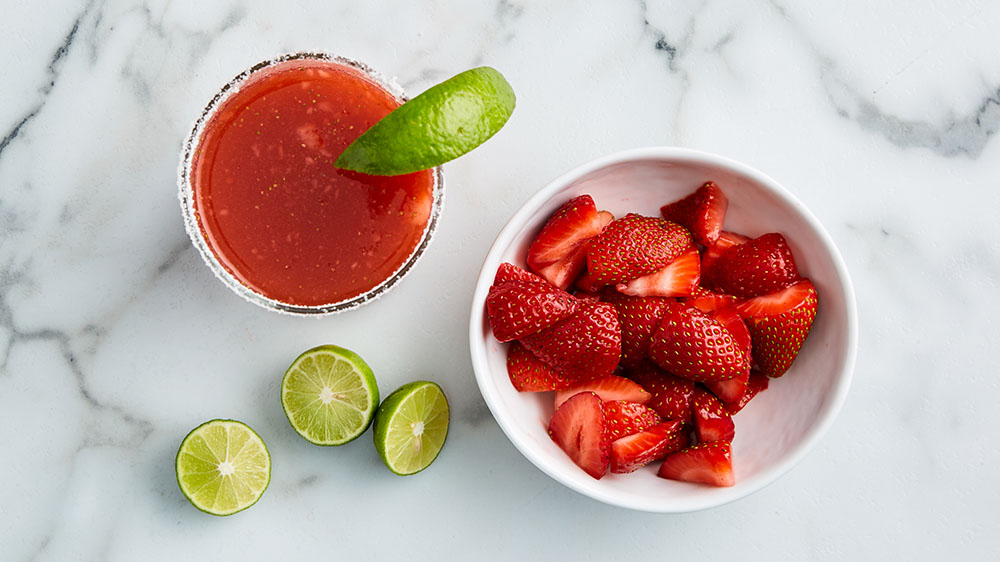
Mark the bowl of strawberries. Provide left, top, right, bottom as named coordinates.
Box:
left=469, top=146, right=857, bottom=512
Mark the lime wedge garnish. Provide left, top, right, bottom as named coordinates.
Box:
left=373, top=381, right=450, bottom=475
left=280, top=345, right=380, bottom=446
left=175, top=419, right=271, bottom=516
left=335, top=66, right=515, bottom=175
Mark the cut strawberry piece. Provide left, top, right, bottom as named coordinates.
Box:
left=486, top=280, right=578, bottom=342
left=648, top=303, right=750, bottom=383
left=493, top=262, right=546, bottom=286
left=526, top=195, right=605, bottom=287
left=603, top=401, right=663, bottom=440
left=610, top=420, right=684, bottom=474
left=705, top=370, right=749, bottom=405
left=704, top=233, right=800, bottom=298
left=691, top=388, right=735, bottom=442
left=604, top=293, right=674, bottom=368
left=548, top=392, right=610, bottom=479
left=627, top=362, right=696, bottom=421
left=616, top=247, right=700, bottom=298
left=746, top=284, right=818, bottom=378
left=660, top=181, right=729, bottom=246
left=736, top=279, right=815, bottom=318
left=657, top=441, right=735, bottom=487
left=587, top=214, right=693, bottom=285
left=683, top=285, right=738, bottom=313
left=700, top=231, right=749, bottom=277
left=711, top=306, right=751, bottom=356
left=725, top=371, right=769, bottom=414
left=554, top=375, right=651, bottom=409
left=574, top=267, right=605, bottom=292
left=506, top=342, right=574, bottom=392
left=521, top=301, right=621, bottom=380
left=572, top=290, right=603, bottom=302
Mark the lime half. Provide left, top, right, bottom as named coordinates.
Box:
left=335, top=66, right=515, bottom=175
left=175, top=419, right=271, bottom=516
left=280, top=345, right=379, bottom=446
left=373, top=381, right=450, bottom=475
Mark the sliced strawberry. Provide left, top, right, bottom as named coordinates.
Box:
left=604, top=293, right=674, bottom=368
left=572, top=289, right=603, bottom=302
left=610, top=420, right=684, bottom=474
left=574, top=267, right=605, bottom=292
left=657, top=441, right=735, bottom=487
left=526, top=195, right=604, bottom=287
left=704, top=370, right=749, bottom=405
left=626, top=361, right=696, bottom=421
left=493, top=262, right=546, bottom=286
left=506, top=342, right=574, bottom=392
left=700, top=231, right=749, bottom=276
left=587, top=214, right=693, bottom=285
left=725, top=370, right=769, bottom=414
left=604, top=401, right=663, bottom=440
left=691, top=388, right=735, bottom=442
left=711, top=306, right=751, bottom=356
left=746, top=284, right=818, bottom=378
left=486, top=280, right=578, bottom=342
left=683, top=285, right=738, bottom=313
left=548, top=392, right=610, bottom=479
left=521, top=301, right=621, bottom=380
left=616, top=247, right=700, bottom=298
left=736, top=279, right=815, bottom=318
left=704, top=233, right=800, bottom=298
left=660, top=181, right=729, bottom=246
left=554, top=375, right=651, bottom=409
left=648, top=303, right=750, bottom=383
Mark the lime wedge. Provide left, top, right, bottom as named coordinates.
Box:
left=280, top=345, right=379, bottom=446
left=335, top=66, right=515, bottom=175
left=175, top=419, right=271, bottom=516
left=373, top=381, right=450, bottom=475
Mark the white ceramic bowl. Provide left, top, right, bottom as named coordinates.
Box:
left=469, top=147, right=857, bottom=512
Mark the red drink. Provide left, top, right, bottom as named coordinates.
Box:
left=181, top=54, right=440, bottom=312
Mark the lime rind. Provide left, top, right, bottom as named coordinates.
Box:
left=373, top=381, right=450, bottom=476
left=175, top=419, right=271, bottom=516
left=335, top=66, right=515, bottom=175
left=280, top=345, right=380, bottom=446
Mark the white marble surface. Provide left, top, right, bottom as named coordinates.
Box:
left=2, top=0, right=998, bottom=559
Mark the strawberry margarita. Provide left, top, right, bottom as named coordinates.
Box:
left=180, top=53, right=441, bottom=313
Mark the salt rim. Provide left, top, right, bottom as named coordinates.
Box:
left=177, top=52, right=445, bottom=316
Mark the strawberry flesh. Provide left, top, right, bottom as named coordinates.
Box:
left=554, top=375, right=651, bottom=409
left=736, top=279, right=815, bottom=318
left=548, top=392, right=610, bottom=479
left=711, top=306, right=752, bottom=356
left=660, top=181, right=729, bottom=246
left=691, top=388, right=736, bottom=442
left=705, top=370, right=749, bottom=405
left=521, top=300, right=621, bottom=380
left=616, top=246, right=700, bottom=298
left=725, top=371, right=769, bottom=414
left=506, top=341, right=575, bottom=392
left=683, top=285, right=738, bottom=313
left=486, top=280, right=578, bottom=342
left=657, top=440, right=735, bottom=487
left=527, top=195, right=607, bottom=289
left=587, top=214, right=693, bottom=286
left=648, top=302, right=750, bottom=383
left=610, top=420, right=684, bottom=474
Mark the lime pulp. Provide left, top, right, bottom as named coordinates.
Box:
left=373, top=380, right=450, bottom=475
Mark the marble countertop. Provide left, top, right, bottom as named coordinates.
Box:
left=3, top=0, right=997, bottom=559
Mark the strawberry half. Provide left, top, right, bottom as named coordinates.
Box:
left=554, top=375, right=651, bottom=409
left=746, top=283, right=818, bottom=378
left=521, top=300, right=621, bottom=380
left=711, top=306, right=751, bottom=356
left=657, top=441, right=735, bottom=487
left=683, top=285, right=738, bottom=313
left=486, top=280, right=578, bottom=342
left=506, top=341, right=574, bottom=392
left=725, top=370, right=769, bottom=414
left=691, top=388, right=735, bottom=442
left=648, top=303, right=750, bottom=383
left=605, top=293, right=674, bottom=368
left=587, top=214, right=693, bottom=285
left=604, top=401, right=663, bottom=440
left=493, top=262, right=546, bottom=286
left=616, top=246, right=700, bottom=298
left=610, top=420, right=685, bottom=474
left=526, top=195, right=607, bottom=289
left=704, top=233, right=800, bottom=298
left=704, top=370, right=749, bottom=405
left=660, top=181, right=729, bottom=246
left=700, top=231, right=749, bottom=277
left=548, top=392, right=610, bottom=479
left=627, top=361, right=696, bottom=421
left=736, top=279, right=815, bottom=318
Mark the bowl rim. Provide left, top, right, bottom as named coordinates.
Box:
left=177, top=51, right=444, bottom=316
left=468, top=146, right=858, bottom=512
